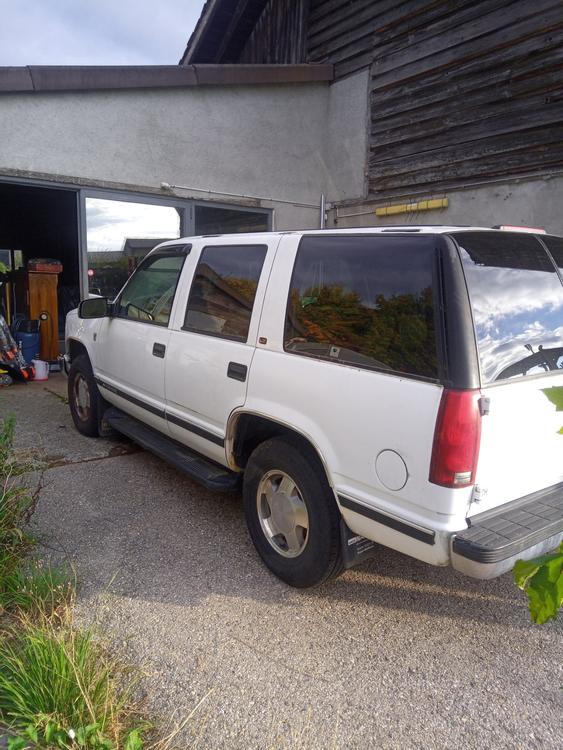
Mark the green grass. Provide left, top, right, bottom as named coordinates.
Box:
left=0, top=616, right=147, bottom=749
left=0, top=416, right=152, bottom=749
left=0, top=561, right=70, bottom=615
left=0, top=415, right=16, bottom=469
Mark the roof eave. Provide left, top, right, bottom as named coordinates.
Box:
left=0, top=64, right=333, bottom=94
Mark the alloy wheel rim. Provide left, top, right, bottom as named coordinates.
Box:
left=256, top=470, right=309, bottom=558
left=73, top=374, right=91, bottom=421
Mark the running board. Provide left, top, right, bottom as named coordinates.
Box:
left=104, top=407, right=240, bottom=492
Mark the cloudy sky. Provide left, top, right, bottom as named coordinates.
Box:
left=86, top=198, right=180, bottom=253
left=0, top=0, right=206, bottom=65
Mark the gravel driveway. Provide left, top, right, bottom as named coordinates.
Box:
left=3, top=375, right=562, bottom=749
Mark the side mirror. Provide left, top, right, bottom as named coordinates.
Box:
left=78, top=297, right=111, bottom=319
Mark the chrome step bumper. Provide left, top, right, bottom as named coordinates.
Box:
left=451, top=482, right=563, bottom=579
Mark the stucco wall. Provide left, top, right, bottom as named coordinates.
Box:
left=325, top=69, right=369, bottom=203
left=329, top=176, right=563, bottom=236
left=0, top=75, right=369, bottom=229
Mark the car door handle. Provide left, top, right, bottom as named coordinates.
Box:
left=152, top=342, right=166, bottom=358
left=227, top=362, right=247, bottom=382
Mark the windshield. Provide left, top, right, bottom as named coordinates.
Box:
left=453, top=232, right=563, bottom=383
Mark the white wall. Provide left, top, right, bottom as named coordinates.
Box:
left=0, top=75, right=370, bottom=229
left=329, top=175, right=563, bottom=235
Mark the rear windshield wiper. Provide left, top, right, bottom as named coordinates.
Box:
left=496, top=345, right=563, bottom=380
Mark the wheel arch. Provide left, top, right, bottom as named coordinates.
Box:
left=67, top=338, right=91, bottom=364
left=226, top=410, right=335, bottom=489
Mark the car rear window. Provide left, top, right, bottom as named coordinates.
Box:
left=453, top=232, right=563, bottom=383
left=284, top=234, right=439, bottom=380
left=543, top=235, right=563, bottom=273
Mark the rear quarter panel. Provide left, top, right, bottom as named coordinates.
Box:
left=241, top=234, right=472, bottom=565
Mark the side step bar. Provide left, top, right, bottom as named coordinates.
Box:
left=104, top=407, right=240, bottom=492
left=452, top=482, right=563, bottom=579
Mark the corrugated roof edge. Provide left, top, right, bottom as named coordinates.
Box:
left=0, top=64, right=333, bottom=93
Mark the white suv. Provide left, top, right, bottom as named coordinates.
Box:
left=63, top=227, right=563, bottom=587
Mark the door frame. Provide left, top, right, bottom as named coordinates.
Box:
left=0, top=174, right=272, bottom=303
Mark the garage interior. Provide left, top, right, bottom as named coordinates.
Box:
left=0, top=180, right=273, bottom=367
left=0, top=181, right=80, bottom=361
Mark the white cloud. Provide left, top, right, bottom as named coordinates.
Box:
left=85, top=198, right=180, bottom=253
left=0, top=0, right=205, bottom=65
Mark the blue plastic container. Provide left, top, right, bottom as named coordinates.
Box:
left=11, top=318, right=40, bottom=365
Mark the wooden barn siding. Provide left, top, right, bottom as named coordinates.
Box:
left=232, top=0, right=563, bottom=199
left=238, top=0, right=310, bottom=63
left=366, top=0, right=563, bottom=198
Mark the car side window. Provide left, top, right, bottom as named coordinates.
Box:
left=284, top=235, right=439, bottom=380
left=183, top=244, right=267, bottom=342
left=116, top=251, right=187, bottom=326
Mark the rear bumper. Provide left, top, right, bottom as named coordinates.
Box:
left=451, top=482, right=563, bottom=579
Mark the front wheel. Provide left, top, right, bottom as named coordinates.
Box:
left=243, top=438, right=343, bottom=587
left=68, top=354, right=100, bottom=437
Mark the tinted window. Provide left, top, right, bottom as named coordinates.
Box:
left=194, top=205, right=269, bottom=234
left=183, top=245, right=267, bottom=341
left=454, top=232, right=563, bottom=383
left=117, top=251, right=187, bottom=325
left=543, top=235, right=563, bottom=273
left=284, top=235, right=439, bottom=379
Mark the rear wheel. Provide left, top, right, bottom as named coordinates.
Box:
left=243, top=438, right=343, bottom=587
left=68, top=354, right=100, bottom=437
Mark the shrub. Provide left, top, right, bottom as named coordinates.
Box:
left=514, top=542, right=563, bottom=624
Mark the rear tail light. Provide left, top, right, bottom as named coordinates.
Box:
left=429, top=389, right=482, bottom=488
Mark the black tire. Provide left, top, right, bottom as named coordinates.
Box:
left=68, top=354, right=100, bottom=437
left=243, top=437, right=343, bottom=588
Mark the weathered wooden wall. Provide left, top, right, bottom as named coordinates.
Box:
left=363, top=0, right=563, bottom=199
left=239, top=0, right=310, bottom=64
left=196, top=0, right=563, bottom=201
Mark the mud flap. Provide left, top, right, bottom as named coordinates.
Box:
left=97, top=395, right=116, bottom=438
left=340, top=519, right=378, bottom=570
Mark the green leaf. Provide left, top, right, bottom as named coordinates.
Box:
left=513, top=558, right=540, bottom=589
left=542, top=386, right=563, bottom=411
left=45, top=722, right=57, bottom=743
left=25, top=726, right=38, bottom=743
left=526, top=567, right=560, bottom=624
left=514, top=546, right=563, bottom=624
left=124, top=729, right=144, bottom=750
left=7, top=738, right=29, bottom=750
left=541, top=387, right=563, bottom=434
left=75, top=726, right=86, bottom=746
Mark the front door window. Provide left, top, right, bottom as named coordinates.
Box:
left=116, top=251, right=188, bottom=326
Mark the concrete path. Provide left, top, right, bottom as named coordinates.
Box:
left=2, top=376, right=562, bottom=749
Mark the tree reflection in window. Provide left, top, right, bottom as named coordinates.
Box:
left=284, top=236, right=438, bottom=380
left=184, top=244, right=267, bottom=342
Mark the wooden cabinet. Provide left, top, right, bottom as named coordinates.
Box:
left=14, top=271, right=60, bottom=361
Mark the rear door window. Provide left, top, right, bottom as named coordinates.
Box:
left=183, top=244, right=267, bottom=341
left=284, top=235, right=439, bottom=380
left=453, top=232, right=563, bottom=383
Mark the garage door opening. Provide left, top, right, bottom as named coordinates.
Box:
left=85, top=196, right=181, bottom=300
left=0, top=181, right=80, bottom=361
